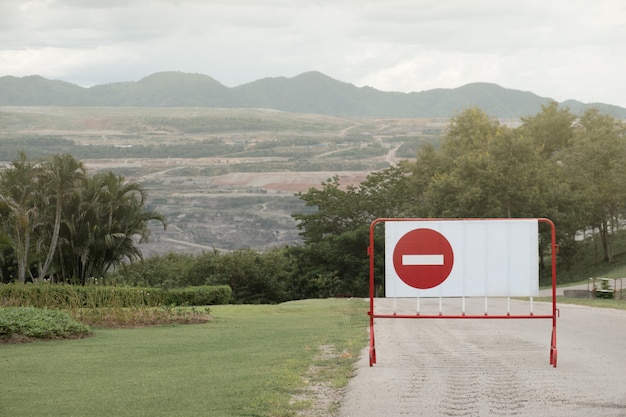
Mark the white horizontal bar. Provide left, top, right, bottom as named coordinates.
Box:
left=402, top=254, right=444, bottom=266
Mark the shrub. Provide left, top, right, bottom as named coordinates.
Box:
left=110, top=249, right=292, bottom=304
left=0, top=283, right=165, bottom=308
left=0, top=307, right=91, bottom=340
left=162, top=285, right=232, bottom=306
left=0, top=283, right=231, bottom=308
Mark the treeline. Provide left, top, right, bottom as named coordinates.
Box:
left=2, top=103, right=625, bottom=303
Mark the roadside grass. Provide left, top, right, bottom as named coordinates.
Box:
left=0, top=298, right=368, bottom=417
left=555, top=230, right=626, bottom=284
left=534, top=294, right=626, bottom=311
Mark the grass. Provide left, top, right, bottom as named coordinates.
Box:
left=553, top=296, right=626, bottom=310
left=555, top=230, right=626, bottom=284
left=0, top=298, right=368, bottom=417
left=530, top=293, right=626, bottom=313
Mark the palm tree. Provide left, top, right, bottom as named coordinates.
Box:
left=98, top=173, right=166, bottom=280
left=58, top=172, right=166, bottom=284
left=35, top=154, right=86, bottom=281
left=2, top=153, right=166, bottom=284
left=0, top=153, right=39, bottom=283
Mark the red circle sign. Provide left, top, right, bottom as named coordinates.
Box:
left=392, top=228, right=454, bottom=289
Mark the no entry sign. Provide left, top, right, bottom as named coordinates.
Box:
left=392, top=228, right=454, bottom=289
left=385, top=219, right=539, bottom=297
left=369, top=218, right=559, bottom=368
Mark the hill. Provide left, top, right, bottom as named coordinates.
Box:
left=2, top=71, right=625, bottom=118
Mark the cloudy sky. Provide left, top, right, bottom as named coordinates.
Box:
left=1, top=0, right=625, bottom=106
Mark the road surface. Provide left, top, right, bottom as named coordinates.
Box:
left=339, top=297, right=626, bottom=417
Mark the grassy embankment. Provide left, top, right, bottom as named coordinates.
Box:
left=539, top=230, right=626, bottom=310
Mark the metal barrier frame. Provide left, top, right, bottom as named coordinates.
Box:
left=368, top=218, right=559, bottom=367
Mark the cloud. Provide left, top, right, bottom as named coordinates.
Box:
left=1, top=0, right=626, bottom=106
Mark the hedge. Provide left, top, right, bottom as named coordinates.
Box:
left=0, top=284, right=232, bottom=308
left=162, top=285, right=232, bottom=306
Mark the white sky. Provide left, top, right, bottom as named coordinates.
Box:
left=1, top=0, right=625, bottom=107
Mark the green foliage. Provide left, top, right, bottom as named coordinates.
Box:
left=0, top=283, right=231, bottom=308
left=204, top=248, right=291, bottom=304
left=520, top=101, right=576, bottom=157
left=293, top=163, right=413, bottom=244
left=111, top=249, right=289, bottom=304
left=289, top=165, right=413, bottom=298
left=162, top=285, right=232, bottom=306
left=293, top=105, right=626, bottom=295
left=111, top=252, right=201, bottom=288
left=419, top=107, right=553, bottom=219
left=4, top=104, right=625, bottom=304
left=285, top=226, right=378, bottom=299
left=559, top=109, right=626, bottom=262
left=551, top=230, right=626, bottom=284
left=0, top=306, right=91, bottom=340
left=0, top=153, right=166, bottom=284
left=0, top=283, right=164, bottom=308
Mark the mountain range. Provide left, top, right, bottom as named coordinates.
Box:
left=1, top=71, right=624, bottom=118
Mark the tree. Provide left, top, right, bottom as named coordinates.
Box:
left=286, top=225, right=375, bottom=299
left=519, top=101, right=576, bottom=158
left=559, top=109, right=626, bottom=262
left=293, top=163, right=413, bottom=244
left=419, top=108, right=551, bottom=218
left=291, top=164, right=412, bottom=297
left=0, top=153, right=39, bottom=283
left=35, top=153, right=86, bottom=281
left=0, top=153, right=166, bottom=284
left=209, top=248, right=290, bottom=304
left=57, top=171, right=167, bottom=284
left=517, top=103, right=579, bottom=231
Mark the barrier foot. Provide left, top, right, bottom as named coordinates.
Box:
left=369, top=346, right=376, bottom=367
left=550, top=347, right=557, bottom=368
left=369, top=320, right=376, bottom=366
left=549, top=326, right=557, bottom=368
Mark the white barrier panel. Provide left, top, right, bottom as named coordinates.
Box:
left=385, top=219, right=539, bottom=297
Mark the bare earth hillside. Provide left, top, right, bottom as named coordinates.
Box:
left=0, top=106, right=452, bottom=255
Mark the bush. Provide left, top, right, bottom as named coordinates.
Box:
left=0, top=307, right=91, bottom=340
left=0, top=283, right=165, bottom=308
left=0, top=283, right=231, bottom=308
left=162, top=285, right=232, bottom=306
left=111, top=249, right=293, bottom=304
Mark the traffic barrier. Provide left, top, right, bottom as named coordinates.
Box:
left=368, top=218, right=559, bottom=367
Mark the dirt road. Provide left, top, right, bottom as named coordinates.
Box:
left=339, top=298, right=626, bottom=417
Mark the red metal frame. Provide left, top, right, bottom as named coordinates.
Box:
left=368, top=218, right=558, bottom=367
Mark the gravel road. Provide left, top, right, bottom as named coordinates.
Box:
left=339, top=297, right=626, bottom=417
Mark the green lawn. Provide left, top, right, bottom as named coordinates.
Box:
left=0, top=299, right=368, bottom=417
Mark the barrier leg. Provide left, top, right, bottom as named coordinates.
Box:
left=369, top=315, right=376, bottom=366
left=550, top=326, right=557, bottom=368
